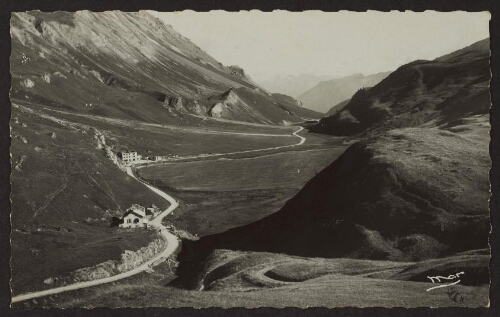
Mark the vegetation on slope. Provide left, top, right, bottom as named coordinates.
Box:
left=39, top=250, right=488, bottom=308
left=10, top=11, right=315, bottom=126
left=177, top=118, right=490, bottom=268
left=312, top=39, right=490, bottom=135
left=138, top=142, right=346, bottom=236
left=9, top=104, right=173, bottom=293
left=297, top=72, right=391, bottom=113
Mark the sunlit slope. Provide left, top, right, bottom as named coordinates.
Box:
left=10, top=104, right=170, bottom=293
left=10, top=11, right=318, bottom=125
left=313, top=39, right=490, bottom=135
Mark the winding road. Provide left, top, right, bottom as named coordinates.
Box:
left=11, top=126, right=306, bottom=304
left=139, top=127, right=306, bottom=165
left=11, top=167, right=179, bottom=304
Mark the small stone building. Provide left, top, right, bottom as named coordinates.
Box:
left=119, top=205, right=156, bottom=229
left=119, top=210, right=147, bottom=229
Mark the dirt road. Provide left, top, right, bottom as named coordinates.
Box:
left=11, top=125, right=306, bottom=304
left=11, top=168, right=179, bottom=304
left=135, top=127, right=306, bottom=166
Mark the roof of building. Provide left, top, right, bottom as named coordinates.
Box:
left=123, top=210, right=145, bottom=218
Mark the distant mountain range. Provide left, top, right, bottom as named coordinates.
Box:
left=297, top=72, right=391, bottom=113
left=257, top=74, right=335, bottom=98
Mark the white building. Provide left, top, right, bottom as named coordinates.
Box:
left=119, top=205, right=156, bottom=229
left=119, top=209, right=147, bottom=228
left=118, top=150, right=138, bottom=162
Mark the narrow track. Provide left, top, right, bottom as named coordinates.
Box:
left=11, top=124, right=306, bottom=304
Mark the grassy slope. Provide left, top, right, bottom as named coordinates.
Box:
left=10, top=106, right=171, bottom=294
left=10, top=101, right=322, bottom=294
left=10, top=226, right=156, bottom=295
left=11, top=11, right=312, bottom=126
left=232, top=87, right=323, bottom=122
left=326, top=98, right=350, bottom=116
left=178, top=117, right=490, bottom=264
left=391, top=253, right=490, bottom=286
left=23, top=250, right=488, bottom=308
left=182, top=249, right=488, bottom=291
left=40, top=107, right=299, bottom=157
left=313, top=39, right=490, bottom=135
left=52, top=279, right=488, bottom=308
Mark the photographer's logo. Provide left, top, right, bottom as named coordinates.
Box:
left=426, top=271, right=464, bottom=292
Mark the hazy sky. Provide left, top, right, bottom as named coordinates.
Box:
left=152, top=11, right=490, bottom=82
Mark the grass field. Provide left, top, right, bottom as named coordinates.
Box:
left=47, top=280, right=489, bottom=308
left=10, top=225, right=156, bottom=295
left=138, top=148, right=343, bottom=191
left=137, top=143, right=347, bottom=236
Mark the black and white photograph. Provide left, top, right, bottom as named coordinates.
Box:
left=6, top=9, right=494, bottom=308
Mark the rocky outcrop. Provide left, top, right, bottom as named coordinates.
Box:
left=207, top=89, right=239, bottom=118
left=21, top=79, right=35, bottom=88
left=41, top=73, right=51, bottom=83
left=50, top=237, right=166, bottom=285
left=208, top=102, right=226, bottom=118
left=92, top=128, right=125, bottom=171
left=166, top=96, right=184, bottom=111
left=93, top=129, right=106, bottom=150
left=14, top=155, right=27, bottom=172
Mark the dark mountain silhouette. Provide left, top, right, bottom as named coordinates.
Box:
left=325, top=98, right=350, bottom=116
left=175, top=40, right=491, bottom=285
left=178, top=121, right=490, bottom=271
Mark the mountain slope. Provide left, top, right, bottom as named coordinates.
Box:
left=312, top=39, right=491, bottom=135
left=9, top=104, right=171, bottom=293
left=325, top=98, right=350, bottom=116
left=178, top=117, right=490, bottom=266
left=297, top=72, right=391, bottom=113
left=9, top=11, right=323, bottom=294
left=10, top=11, right=314, bottom=125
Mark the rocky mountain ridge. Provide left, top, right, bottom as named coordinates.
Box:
left=11, top=11, right=319, bottom=125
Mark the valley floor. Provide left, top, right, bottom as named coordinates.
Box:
left=10, top=102, right=345, bottom=304
left=11, top=102, right=490, bottom=309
